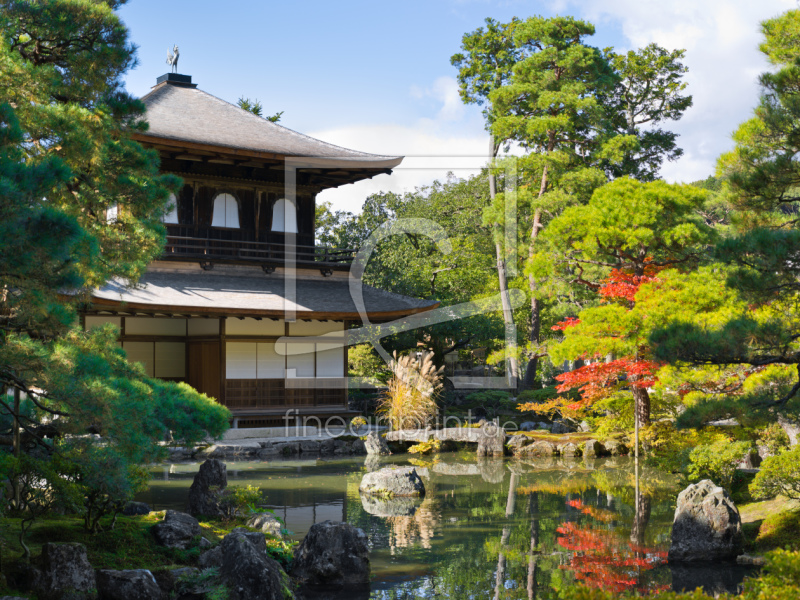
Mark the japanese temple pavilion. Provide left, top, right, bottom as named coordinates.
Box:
left=81, top=73, right=437, bottom=428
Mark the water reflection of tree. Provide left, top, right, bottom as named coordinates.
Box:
left=556, top=498, right=668, bottom=594
left=355, top=459, right=676, bottom=599
left=386, top=497, right=441, bottom=552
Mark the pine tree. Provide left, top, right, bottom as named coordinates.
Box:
left=0, top=0, right=229, bottom=542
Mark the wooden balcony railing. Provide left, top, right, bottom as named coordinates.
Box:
left=161, top=226, right=357, bottom=267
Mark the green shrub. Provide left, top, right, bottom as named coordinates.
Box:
left=465, top=390, right=512, bottom=407
left=516, top=386, right=580, bottom=405
left=751, top=445, right=800, bottom=500
left=758, top=423, right=791, bottom=456
left=220, top=485, right=264, bottom=518
left=687, top=439, right=752, bottom=490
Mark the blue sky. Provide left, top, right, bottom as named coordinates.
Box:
left=119, top=0, right=795, bottom=212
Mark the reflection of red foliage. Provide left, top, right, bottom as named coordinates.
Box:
left=557, top=500, right=668, bottom=594
left=566, top=499, right=616, bottom=523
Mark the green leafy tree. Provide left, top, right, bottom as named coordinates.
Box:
left=649, top=9, right=800, bottom=419
left=237, top=96, right=282, bottom=122
left=536, top=177, right=713, bottom=426
left=451, top=18, right=524, bottom=387
left=0, top=0, right=229, bottom=539
left=488, top=15, right=619, bottom=390
left=600, top=44, right=692, bottom=181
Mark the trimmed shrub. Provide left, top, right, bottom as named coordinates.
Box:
left=751, top=445, right=800, bottom=500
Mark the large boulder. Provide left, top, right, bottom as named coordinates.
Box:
left=96, top=569, right=161, bottom=600
left=477, top=423, right=505, bottom=457
left=517, top=440, right=555, bottom=457
left=152, top=510, right=202, bottom=549
left=187, top=458, right=227, bottom=517
left=506, top=435, right=528, bottom=452
left=218, top=530, right=286, bottom=600
left=35, top=543, right=97, bottom=600
left=292, top=521, right=370, bottom=587
left=583, top=439, right=605, bottom=458
left=668, top=480, right=744, bottom=562
left=603, top=440, right=627, bottom=456
left=519, top=421, right=538, bottom=432
left=246, top=512, right=283, bottom=537
left=364, top=431, right=391, bottom=455
left=558, top=442, right=582, bottom=458
left=359, top=467, right=425, bottom=497
left=551, top=420, right=574, bottom=434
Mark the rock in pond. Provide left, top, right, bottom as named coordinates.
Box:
left=246, top=512, right=283, bottom=537
left=558, top=442, right=582, bottom=457
left=603, top=440, right=627, bottom=456
left=96, top=569, right=161, bottom=600
left=668, top=479, right=743, bottom=562
left=187, top=458, right=227, bottom=517
left=152, top=510, right=202, bottom=549
left=359, top=466, right=425, bottom=497
left=364, top=431, right=391, bottom=455
left=506, top=435, right=527, bottom=452
left=35, top=542, right=97, bottom=600
left=292, top=521, right=370, bottom=587
left=583, top=439, right=605, bottom=458
left=218, top=530, right=286, bottom=600
left=517, top=440, right=555, bottom=457
left=477, top=422, right=505, bottom=457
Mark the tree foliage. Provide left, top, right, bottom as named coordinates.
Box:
left=0, top=0, right=229, bottom=538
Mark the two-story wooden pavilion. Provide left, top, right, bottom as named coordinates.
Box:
left=81, top=73, right=437, bottom=428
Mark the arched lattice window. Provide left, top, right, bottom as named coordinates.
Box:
left=211, top=193, right=240, bottom=228
left=271, top=198, right=297, bottom=233
left=162, top=193, right=179, bottom=224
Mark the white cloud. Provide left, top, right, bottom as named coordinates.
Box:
left=317, top=1, right=796, bottom=216
left=312, top=123, right=489, bottom=213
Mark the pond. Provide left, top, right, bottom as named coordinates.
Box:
left=140, top=452, right=754, bottom=599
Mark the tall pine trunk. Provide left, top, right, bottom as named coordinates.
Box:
left=489, top=135, right=520, bottom=389
left=521, top=158, right=549, bottom=391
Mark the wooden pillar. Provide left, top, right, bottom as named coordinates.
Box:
left=219, top=317, right=226, bottom=407
left=343, top=320, right=349, bottom=410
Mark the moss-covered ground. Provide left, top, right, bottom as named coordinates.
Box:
left=0, top=511, right=293, bottom=598
left=740, top=497, right=800, bottom=554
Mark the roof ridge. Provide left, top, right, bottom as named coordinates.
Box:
left=142, top=83, right=399, bottom=161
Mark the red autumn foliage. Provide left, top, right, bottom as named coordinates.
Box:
left=555, top=358, right=661, bottom=408
left=552, top=316, right=581, bottom=331
left=597, top=266, right=660, bottom=304
left=551, top=266, right=664, bottom=409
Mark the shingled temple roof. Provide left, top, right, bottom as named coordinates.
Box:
left=137, top=76, right=403, bottom=171
left=89, top=263, right=439, bottom=321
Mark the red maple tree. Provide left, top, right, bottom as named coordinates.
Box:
left=520, top=266, right=663, bottom=423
